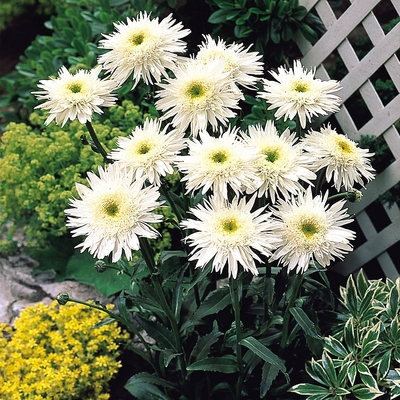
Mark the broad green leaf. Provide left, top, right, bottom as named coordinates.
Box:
left=306, top=359, right=332, bottom=386
left=360, top=327, right=380, bottom=359
left=324, top=336, right=348, bottom=358
left=124, top=372, right=175, bottom=399
left=357, top=363, right=379, bottom=390
left=240, top=336, right=286, bottom=372
left=343, top=274, right=359, bottom=316
left=377, top=350, right=391, bottom=378
left=321, top=352, right=336, bottom=385
left=351, top=387, right=384, bottom=400
left=387, top=285, right=399, bottom=319
left=290, top=383, right=331, bottom=396
left=187, top=355, right=238, bottom=373
left=348, top=363, right=357, bottom=386
left=356, top=269, right=369, bottom=298
left=290, top=307, right=321, bottom=339
left=344, top=320, right=356, bottom=352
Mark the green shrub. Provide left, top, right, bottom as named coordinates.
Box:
left=0, top=100, right=149, bottom=249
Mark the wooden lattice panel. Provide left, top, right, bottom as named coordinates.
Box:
left=295, top=0, right=400, bottom=280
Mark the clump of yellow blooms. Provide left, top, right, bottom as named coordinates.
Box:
left=0, top=300, right=130, bottom=400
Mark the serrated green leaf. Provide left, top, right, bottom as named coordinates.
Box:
left=124, top=372, right=174, bottom=399
left=190, top=330, right=223, bottom=362
left=260, top=362, right=280, bottom=397
left=290, top=307, right=321, bottom=339
left=187, top=355, right=238, bottom=373
left=181, top=287, right=230, bottom=331
left=240, top=336, right=286, bottom=372
left=135, top=315, right=177, bottom=352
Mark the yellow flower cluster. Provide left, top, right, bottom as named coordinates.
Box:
left=0, top=300, right=130, bottom=400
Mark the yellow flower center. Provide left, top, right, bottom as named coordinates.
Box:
left=263, top=148, right=280, bottom=163
left=186, top=82, right=206, bottom=99
left=221, top=218, right=238, bottom=234
left=131, top=32, right=145, bottom=46
left=292, top=80, right=310, bottom=93
left=211, top=150, right=228, bottom=164
left=335, top=137, right=354, bottom=154
left=138, top=142, right=152, bottom=155
left=68, top=82, right=83, bottom=93
left=301, top=221, right=318, bottom=238
left=103, top=199, right=120, bottom=217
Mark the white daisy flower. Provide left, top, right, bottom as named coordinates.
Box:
left=155, top=57, right=242, bottom=137
left=258, top=60, right=342, bottom=128
left=177, top=127, right=260, bottom=199
left=302, top=125, right=375, bottom=191
left=269, top=188, right=355, bottom=274
left=181, top=194, right=279, bottom=278
left=33, top=66, right=118, bottom=127
left=109, top=118, right=187, bottom=186
left=243, top=121, right=316, bottom=203
left=65, top=163, right=163, bottom=263
left=196, top=35, right=264, bottom=88
left=98, top=12, right=190, bottom=87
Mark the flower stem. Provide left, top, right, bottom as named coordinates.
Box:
left=57, top=295, right=158, bottom=372
left=85, top=121, right=111, bottom=163
left=139, top=237, right=188, bottom=390
left=279, top=272, right=303, bottom=351
left=230, top=276, right=244, bottom=400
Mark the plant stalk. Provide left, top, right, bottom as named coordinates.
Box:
left=85, top=121, right=111, bottom=163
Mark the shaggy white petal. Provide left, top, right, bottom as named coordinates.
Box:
left=258, top=60, right=342, bottom=128
left=65, top=163, right=163, bottom=262
left=98, top=12, right=190, bottom=87
left=109, top=118, right=187, bottom=186
left=33, top=66, right=118, bottom=127
left=243, top=121, right=316, bottom=203
left=155, top=57, right=242, bottom=137
left=181, top=194, right=279, bottom=278
left=269, top=188, right=355, bottom=273
left=177, top=126, right=260, bottom=199
left=196, top=35, right=263, bottom=88
left=302, top=125, right=375, bottom=191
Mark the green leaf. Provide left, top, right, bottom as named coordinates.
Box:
left=240, top=336, right=286, bottom=372
left=321, top=352, right=336, bottom=385
left=351, top=387, right=384, bottom=400
left=290, top=383, right=331, bottom=396
left=260, top=362, right=280, bottom=397
left=190, top=329, right=223, bottom=362
left=208, top=9, right=236, bottom=24
left=181, top=287, right=230, bottom=331
left=135, top=315, right=177, bottom=352
left=387, top=285, right=399, bottom=319
left=360, top=327, right=380, bottom=359
left=324, top=336, right=348, bottom=358
left=64, top=250, right=131, bottom=296
left=377, top=350, right=391, bottom=377
left=124, top=372, right=175, bottom=399
left=72, top=38, right=89, bottom=57
left=357, top=363, right=379, bottom=390
left=356, top=269, right=369, bottom=298
left=187, top=355, right=238, bottom=373
left=290, top=307, right=321, bottom=339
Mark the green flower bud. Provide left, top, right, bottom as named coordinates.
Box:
left=346, top=189, right=363, bottom=203
left=94, top=260, right=107, bottom=273
left=56, top=292, right=70, bottom=305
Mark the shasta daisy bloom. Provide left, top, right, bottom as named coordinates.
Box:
left=98, top=12, right=190, bottom=87
left=155, top=57, right=242, bottom=136
left=258, top=60, right=342, bottom=128
left=181, top=194, right=279, bottom=278
left=243, top=121, right=316, bottom=203
left=196, top=35, right=264, bottom=88
left=33, top=66, right=118, bottom=127
left=65, top=163, right=163, bottom=263
left=109, top=118, right=187, bottom=186
left=177, top=127, right=260, bottom=199
left=302, top=125, right=375, bottom=191
left=269, top=188, right=355, bottom=274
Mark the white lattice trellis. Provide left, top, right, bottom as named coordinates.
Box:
left=295, top=0, right=400, bottom=280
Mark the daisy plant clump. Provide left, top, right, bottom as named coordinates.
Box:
left=32, top=11, right=379, bottom=400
